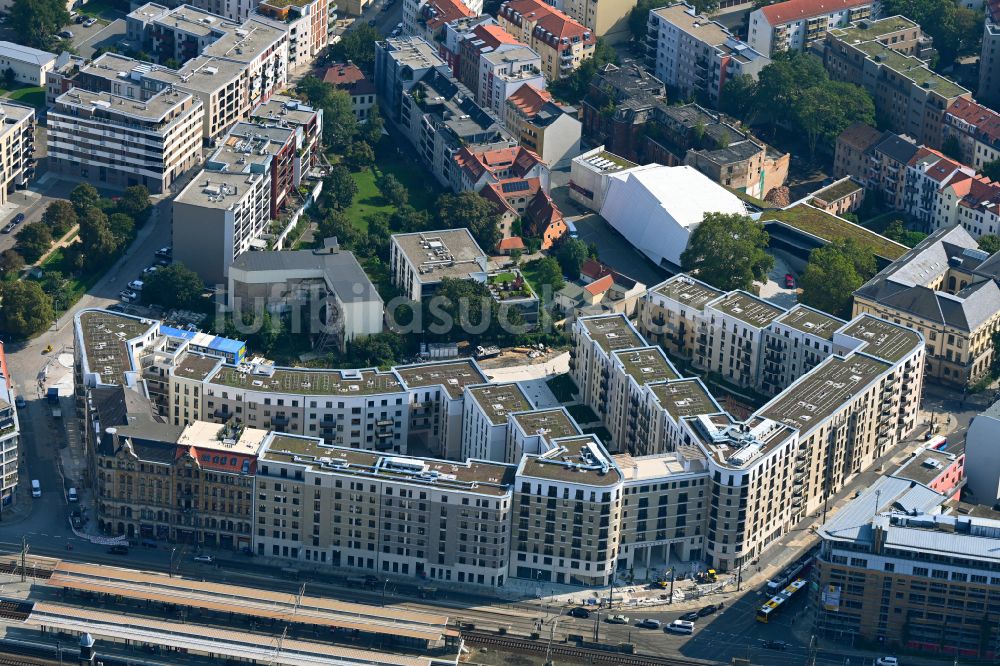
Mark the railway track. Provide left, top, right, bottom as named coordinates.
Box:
left=0, top=562, right=53, bottom=580
left=462, top=630, right=709, bottom=666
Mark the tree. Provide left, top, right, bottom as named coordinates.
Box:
left=108, top=212, right=135, bottom=245
left=117, top=185, right=151, bottom=223
left=2, top=67, right=15, bottom=89
left=0, top=281, right=54, bottom=338
left=41, top=200, right=77, bottom=238
left=942, top=135, right=965, bottom=161
left=325, top=165, right=358, bottom=210
left=680, top=213, right=773, bottom=291
left=69, top=183, right=101, bottom=215
left=977, top=234, right=1000, bottom=254
left=0, top=249, right=24, bottom=274
left=376, top=173, right=408, bottom=208
left=9, top=0, right=69, bottom=49
left=14, top=221, right=53, bottom=263
left=141, top=262, right=204, bottom=309
left=548, top=39, right=616, bottom=105
left=555, top=237, right=589, bottom=280
left=755, top=52, right=828, bottom=132
left=330, top=24, right=380, bottom=75
left=389, top=205, right=429, bottom=233
left=799, top=241, right=869, bottom=317
left=363, top=215, right=392, bottom=261
left=425, top=277, right=494, bottom=342
left=344, top=140, right=375, bottom=171
left=982, top=160, right=1000, bottom=183
left=628, top=0, right=662, bottom=42
left=296, top=77, right=358, bottom=148
left=317, top=209, right=357, bottom=246
left=78, top=207, right=119, bottom=269
left=362, top=103, right=384, bottom=146
left=532, top=257, right=565, bottom=293
left=883, top=219, right=927, bottom=248
left=437, top=192, right=502, bottom=251
left=345, top=331, right=406, bottom=367
left=793, top=81, right=874, bottom=159
left=719, top=74, right=759, bottom=123
left=883, top=0, right=981, bottom=67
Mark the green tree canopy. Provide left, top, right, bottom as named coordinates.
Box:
left=70, top=183, right=101, bottom=216
left=719, top=74, right=759, bottom=123
left=0, top=249, right=24, bottom=274
left=345, top=331, right=407, bottom=368
left=755, top=51, right=828, bottom=129
left=799, top=239, right=875, bottom=317
left=330, top=25, right=380, bottom=75
left=555, top=237, right=589, bottom=281
left=548, top=39, right=616, bottom=105
left=297, top=76, right=358, bottom=148
left=324, top=165, right=358, bottom=210
left=118, top=185, right=152, bottom=223
left=362, top=103, right=385, bottom=146
left=794, top=81, right=875, bottom=159
left=78, top=207, right=120, bottom=269
left=317, top=209, right=358, bottom=246
left=141, top=262, right=204, bottom=309
left=345, top=140, right=375, bottom=171
left=0, top=280, right=54, bottom=338
left=15, top=221, right=53, bottom=263
left=41, top=200, right=77, bottom=238
left=981, top=160, right=1000, bottom=183
left=108, top=212, right=135, bottom=246
left=377, top=173, right=408, bottom=208
left=437, top=192, right=502, bottom=251
left=9, top=0, right=69, bottom=48
left=977, top=234, right=1000, bottom=255
left=532, top=257, right=565, bottom=294
left=883, top=0, right=982, bottom=66
left=680, top=212, right=774, bottom=291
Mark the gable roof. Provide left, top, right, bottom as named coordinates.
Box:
left=838, top=123, right=882, bottom=152
left=945, top=98, right=1000, bottom=146
left=523, top=188, right=563, bottom=234
left=759, top=0, right=871, bottom=25
left=507, top=83, right=552, bottom=117
left=470, top=23, right=519, bottom=50
left=584, top=274, right=614, bottom=296
left=0, top=41, right=56, bottom=67
left=455, top=145, right=544, bottom=183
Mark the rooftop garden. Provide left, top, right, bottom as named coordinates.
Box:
left=765, top=204, right=907, bottom=260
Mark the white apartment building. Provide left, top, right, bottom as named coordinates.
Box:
left=748, top=0, right=874, bottom=56
left=390, top=229, right=488, bottom=302
left=0, top=343, right=20, bottom=511
left=171, top=171, right=271, bottom=285
left=646, top=3, right=768, bottom=107
left=0, top=41, right=56, bottom=86
left=462, top=383, right=533, bottom=461
left=476, top=45, right=546, bottom=119
left=256, top=433, right=515, bottom=584
left=256, top=0, right=335, bottom=73
left=505, top=407, right=581, bottom=464
left=0, top=102, right=34, bottom=209
left=47, top=88, right=203, bottom=194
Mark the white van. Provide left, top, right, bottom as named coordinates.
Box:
left=666, top=620, right=694, bottom=635
left=30, top=479, right=41, bottom=497
left=68, top=487, right=78, bottom=502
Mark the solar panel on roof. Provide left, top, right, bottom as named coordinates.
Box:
left=501, top=180, right=530, bottom=193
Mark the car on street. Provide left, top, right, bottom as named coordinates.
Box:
left=784, top=273, right=796, bottom=289
left=107, top=545, right=129, bottom=555
left=1, top=223, right=14, bottom=234
left=57, top=30, right=74, bottom=39
left=143, top=265, right=158, bottom=275
left=128, top=279, right=144, bottom=291
left=67, top=487, right=78, bottom=502
left=679, top=612, right=699, bottom=622
left=156, top=246, right=172, bottom=258
left=605, top=614, right=629, bottom=624
left=636, top=619, right=661, bottom=629
left=697, top=604, right=719, bottom=617
left=120, top=289, right=137, bottom=302
left=12, top=213, right=24, bottom=225
left=876, top=658, right=899, bottom=666
left=567, top=607, right=590, bottom=619
left=763, top=640, right=791, bottom=650
left=83, top=17, right=97, bottom=27
left=665, top=620, right=694, bottom=635
left=193, top=555, right=214, bottom=563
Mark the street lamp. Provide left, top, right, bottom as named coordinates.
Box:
left=169, top=547, right=177, bottom=578
left=381, top=578, right=389, bottom=607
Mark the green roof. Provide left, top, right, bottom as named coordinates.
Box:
left=829, top=15, right=918, bottom=44
left=765, top=204, right=907, bottom=260
left=811, top=178, right=863, bottom=204
left=856, top=41, right=968, bottom=100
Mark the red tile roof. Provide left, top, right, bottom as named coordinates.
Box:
left=472, top=23, right=519, bottom=50
left=524, top=189, right=562, bottom=231
left=323, top=62, right=365, bottom=86
left=498, top=236, right=526, bottom=250
left=946, top=98, right=1000, bottom=144
left=759, top=0, right=871, bottom=25
left=507, top=83, right=552, bottom=117
left=584, top=274, right=614, bottom=296
left=501, top=0, right=594, bottom=44
left=455, top=145, right=545, bottom=183
left=423, top=0, right=475, bottom=31
left=580, top=258, right=610, bottom=281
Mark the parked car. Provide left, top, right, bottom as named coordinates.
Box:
left=142, top=265, right=158, bottom=275
left=12, top=213, right=24, bottom=224
left=74, top=14, right=85, bottom=23
left=193, top=554, right=214, bottom=563
left=784, top=273, right=796, bottom=289
left=697, top=604, right=719, bottom=617
left=605, top=614, right=629, bottom=624
left=128, top=279, right=144, bottom=291
left=83, top=17, right=97, bottom=27
left=155, top=246, right=172, bottom=258
left=57, top=30, right=74, bottom=39
left=31, top=479, right=41, bottom=498
left=665, top=620, right=694, bottom=635
left=636, top=619, right=661, bottom=629
left=1, top=223, right=14, bottom=234
left=763, top=640, right=791, bottom=650
left=120, top=289, right=137, bottom=302
left=876, top=658, right=899, bottom=666
left=679, top=612, right=699, bottom=622
left=107, top=545, right=129, bottom=555
left=567, top=607, right=590, bottom=619
left=67, top=487, right=78, bottom=502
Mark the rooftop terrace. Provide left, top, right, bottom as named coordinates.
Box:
left=467, top=383, right=532, bottom=425
left=829, top=15, right=918, bottom=44
left=653, top=274, right=723, bottom=310
left=580, top=315, right=645, bottom=353
left=210, top=365, right=403, bottom=396
left=839, top=314, right=922, bottom=363
left=758, top=353, right=890, bottom=432
left=519, top=435, right=622, bottom=487
left=649, top=379, right=721, bottom=422
left=393, top=360, right=487, bottom=399
left=174, top=353, right=222, bottom=381
left=777, top=305, right=844, bottom=340
left=711, top=291, right=784, bottom=328
left=613, top=347, right=679, bottom=384
left=77, top=310, right=156, bottom=386
left=261, top=435, right=515, bottom=496
left=510, top=408, right=581, bottom=441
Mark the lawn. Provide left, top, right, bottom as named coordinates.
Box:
left=546, top=374, right=577, bottom=403
left=343, top=168, right=383, bottom=233
left=77, top=0, right=126, bottom=19
left=567, top=403, right=598, bottom=425
left=36, top=245, right=104, bottom=313
left=6, top=87, right=46, bottom=110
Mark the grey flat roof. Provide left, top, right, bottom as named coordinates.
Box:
left=510, top=408, right=581, bottom=441
left=649, top=379, right=721, bottom=421
left=467, top=383, right=532, bottom=425
left=392, top=230, right=487, bottom=285
left=711, top=291, right=784, bottom=328
left=579, top=315, right=645, bottom=352
left=839, top=315, right=922, bottom=363
left=613, top=346, right=679, bottom=384
left=776, top=305, right=843, bottom=340
left=519, top=435, right=622, bottom=487
left=653, top=274, right=723, bottom=310
left=77, top=310, right=157, bottom=386
left=175, top=172, right=262, bottom=209
left=393, top=360, right=487, bottom=399
left=230, top=248, right=380, bottom=305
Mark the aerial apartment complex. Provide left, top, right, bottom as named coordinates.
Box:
left=0, top=101, right=35, bottom=208
left=748, top=0, right=874, bottom=56
left=0, top=343, right=20, bottom=513
left=497, top=0, right=596, bottom=81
